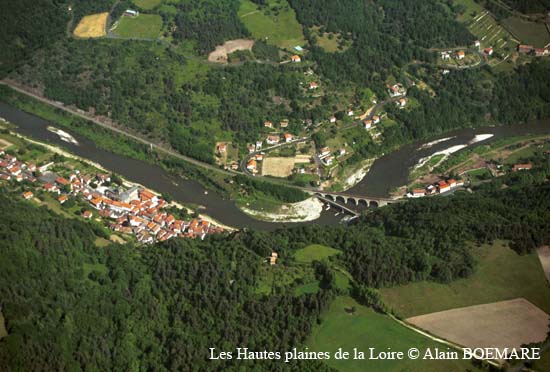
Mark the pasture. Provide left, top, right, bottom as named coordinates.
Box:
left=307, top=296, right=480, bottom=372
left=501, top=17, right=550, bottom=47
left=406, top=298, right=550, bottom=359
left=452, top=0, right=485, bottom=23
left=238, top=0, right=305, bottom=50
left=133, top=0, right=161, bottom=10
left=73, top=13, right=109, bottom=38
left=261, top=156, right=295, bottom=177
left=380, top=241, right=550, bottom=318
left=294, top=244, right=340, bottom=263
left=112, top=14, right=162, bottom=39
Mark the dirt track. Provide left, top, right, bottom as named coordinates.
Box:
left=407, top=298, right=550, bottom=360
left=208, top=39, right=255, bottom=63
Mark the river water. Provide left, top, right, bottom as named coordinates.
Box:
left=348, top=119, right=550, bottom=197
left=3, top=101, right=550, bottom=227
left=0, top=102, right=341, bottom=231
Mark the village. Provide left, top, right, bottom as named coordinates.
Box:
left=0, top=138, right=224, bottom=245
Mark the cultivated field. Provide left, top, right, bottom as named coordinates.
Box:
left=501, top=17, right=550, bottom=47
left=208, top=39, right=255, bottom=63
left=293, top=244, right=340, bottom=263
left=468, top=11, right=518, bottom=57
left=112, top=14, right=162, bottom=39
left=73, top=13, right=109, bottom=38
left=538, top=246, right=550, bottom=284
left=261, top=157, right=295, bottom=177
left=406, top=298, right=550, bottom=359
left=380, top=241, right=550, bottom=318
left=133, top=0, right=161, bottom=10
left=238, top=0, right=305, bottom=50
left=307, top=296, right=481, bottom=372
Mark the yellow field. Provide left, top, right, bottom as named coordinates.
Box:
left=262, top=157, right=295, bottom=177
left=73, top=13, right=109, bottom=38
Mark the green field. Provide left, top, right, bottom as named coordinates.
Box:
left=452, top=0, right=485, bottom=23
left=294, top=244, right=341, bottom=263
left=501, top=17, right=550, bottom=47
left=133, top=0, right=161, bottom=10
left=238, top=0, right=305, bottom=50
left=113, top=14, right=162, bottom=39
left=381, top=241, right=550, bottom=318
left=533, top=349, right=550, bottom=372
left=308, top=296, right=480, bottom=372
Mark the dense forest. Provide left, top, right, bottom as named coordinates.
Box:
left=0, top=0, right=69, bottom=77
left=0, top=191, right=336, bottom=371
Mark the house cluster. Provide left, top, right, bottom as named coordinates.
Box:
left=512, top=162, right=533, bottom=172
left=363, top=115, right=381, bottom=130
left=318, top=146, right=334, bottom=166
left=441, top=50, right=465, bottom=60
left=1, top=148, right=223, bottom=244
left=518, top=45, right=549, bottom=57
left=387, top=83, right=407, bottom=98
left=408, top=178, right=464, bottom=198
left=0, top=150, right=37, bottom=183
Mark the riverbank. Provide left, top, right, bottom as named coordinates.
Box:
left=238, top=197, right=324, bottom=223
left=1, top=119, right=236, bottom=231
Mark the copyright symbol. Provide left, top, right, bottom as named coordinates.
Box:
left=408, top=348, right=419, bottom=359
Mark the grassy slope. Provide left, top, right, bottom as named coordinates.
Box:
left=238, top=0, right=305, bottom=50
left=294, top=244, right=341, bottom=263
left=133, top=0, right=161, bottom=10
left=380, top=241, right=550, bottom=318
left=308, top=296, right=480, bottom=372
left=113, top=14, right=162, bottom=39
left=501, top=16, right=550, bottom=47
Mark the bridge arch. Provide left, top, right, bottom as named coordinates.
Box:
left=336, top=196, right=346, bottom=204
left=369, top=200, right=379, bottom=208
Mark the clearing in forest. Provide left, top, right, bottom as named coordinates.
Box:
left=406, top=298, right=550, bottom=360
left=238, top=0, right=305, bottom=50
left=293, top=244, right=340, bottom=263
left=73, top=13, right=109, bottom=38
left=208, top=39, right=255, bottom=63
left=112, top=14, right=162, bottom=39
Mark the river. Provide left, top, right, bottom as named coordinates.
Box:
left=349, top=120, right=550, bottom=197
left=0, top=102, right=342, bottom=231
left=3, top=101, right=550, bottom=226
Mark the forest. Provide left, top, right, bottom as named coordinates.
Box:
left=0, top=190, right=335, bottom=372
left=2, top=157, right=549, bottom=369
